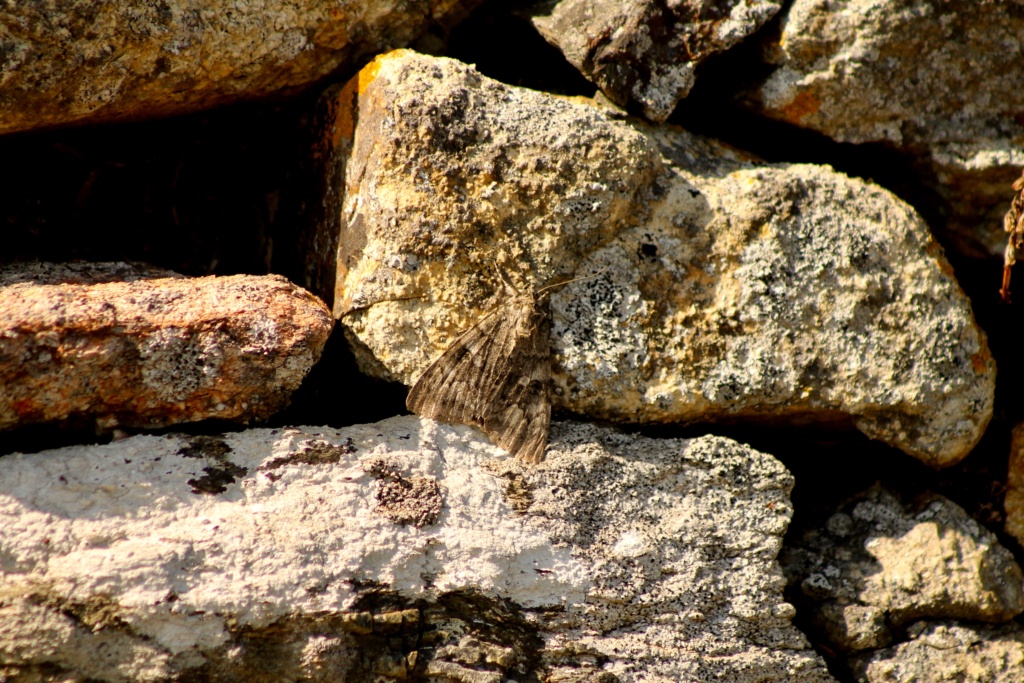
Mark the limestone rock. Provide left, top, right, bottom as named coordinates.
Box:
left=847, top=621, right=1024, bottom=683
left=781, top=486, right=1024, bottom=654
left=0, top=417, right=835, bottom=682
left=0, top=0, right=477, bottom=135
left=749, top=0, right=1024, bottom=256
left=531, top=0, right=781, bottom=121
left=0, top=262, right=332, bottom=432
left=330, top=50, right=994, bottom=467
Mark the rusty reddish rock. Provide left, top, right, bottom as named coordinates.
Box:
left=0, top=263, right=333, bottom=432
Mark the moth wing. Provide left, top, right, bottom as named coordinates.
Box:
left=406, top=306, right=511, bottom=426
left=406, top=300, right=552, bottom=464
left=481, top=315, right=551, bottom=464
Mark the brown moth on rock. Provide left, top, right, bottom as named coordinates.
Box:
left=406, top=272, right=601, bottom=464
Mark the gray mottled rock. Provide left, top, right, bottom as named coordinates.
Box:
left=848, top=621, right=1024, bottom=683
left=781, top=486, right=1024, bottom=654
left=0, top=417, right=835, bottom=682
left=329, top=50, right=994, bottom=467
left=0, top=0, right=477, bottom=134
left=531, top=0, right=781, bottom=121
left=750, top=0, right=1024, bottom=256
left=0, top=262, right=333, bottom=432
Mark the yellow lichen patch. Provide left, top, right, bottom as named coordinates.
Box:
left=359, top=49, right=412, bottom=95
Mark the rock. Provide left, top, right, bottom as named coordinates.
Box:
left=0, top=0, right=478, bottom=135
left=531, top=0, right=781, bottom=122
left=780, top=486, right=1024, bottom=654
left=847, top=621, right=1024, bottom=683
left=1003, top=423, right=1024, bottom=546
left=0, top=417, right=834, bottom=682
left=748, top=0, right=1024, bottom=257
left=329, top=50, right=994, bottom=467
left=0, top=262, right=333, bottom=432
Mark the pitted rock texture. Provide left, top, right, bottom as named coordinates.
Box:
left=750, top=0, right=1024, bottom=256
left=0, top=417, right=835, bottom=682
left=781, top=486, right=1024, bottom=654
left=531, top=0, right=781, bottom=122
left=0, top=263, right=332, bottom=432
left=847, top=621, right=1024, bottom=683
left=0, top=0, right=477, bottom=135
left=330, top=50, right=994, bottom=467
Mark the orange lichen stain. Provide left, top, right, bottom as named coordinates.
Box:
left=358, top=49, right=411, bottom=95
left=971, top=349, right=993, bottom=376
left=11, top=398, right=43, bottom=420
left=331, top=77, right=360, bottom=148
left=778, top=90, right=821, bottom=123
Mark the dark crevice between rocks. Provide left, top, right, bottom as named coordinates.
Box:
left=445, top=0, right=597, bottom=97
left=178, top=588, right=545, bottom=683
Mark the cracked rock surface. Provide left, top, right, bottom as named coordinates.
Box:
left=531, top=0, right=781, bottom=121
left=749, top=0, right=1024, bottom=256
left=0, top=0, right=478, bottom=134
left=847, top=621, right=1024, bottom=683
left=330, top=50, right=995, bottom=467
left=0, top=417, right=834, bottom=682
left=781, top=486, right=1024, bottom=654
left=0, top=262, right=333, bottom=432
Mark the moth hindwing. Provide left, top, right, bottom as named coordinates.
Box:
left=406, top=289, right=552, bottom=464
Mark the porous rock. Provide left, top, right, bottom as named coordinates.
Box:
left=0, top=0, right=477, bottom=135
left=531, top=0, right=781, bottom=121
left=749, top=0, right=1024, bottom=256
left=847, top=621, right=1024, bottom=683
left=781, top=486, right=1024, bottom=654
left=0, top=262, right=333, bottom=432
left=0, top=417, right=834, bottom=682
left=330, top=50, right=994, bottom=467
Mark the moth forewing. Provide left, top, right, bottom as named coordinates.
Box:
left=406, top=290, right=554, bottom=464
left=406, top=267, right=605, bottom=464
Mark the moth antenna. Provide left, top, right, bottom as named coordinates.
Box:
left=537, top=266, right=609, bottom=296
left=491, top=259, right=520, bottom=296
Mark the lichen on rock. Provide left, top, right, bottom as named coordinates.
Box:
left=0, top=417, right=835, bottom=682
left=328, top=50, right=995, bottom=467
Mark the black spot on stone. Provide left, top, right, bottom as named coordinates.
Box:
left=179, top=435, right=246, bottom=494
left=178, top=435, right=232, bottom=460
left=188, top=461, right=247, bottom=495
left=258, top=437, right=357, bottom=475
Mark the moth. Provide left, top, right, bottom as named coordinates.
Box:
left=406, top=270, right=601, bottom=464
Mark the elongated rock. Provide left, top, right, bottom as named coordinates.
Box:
left=0, top=262, right=332, bottom=432
left=0, top=417, right=835, bottom=682
left=0, top=0, right=477, bottom=134
left=327, top=51, right=994, bottom=467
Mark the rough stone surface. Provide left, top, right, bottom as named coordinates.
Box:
left=330, top=50, right=994, bottom=467
left=0, top=417, right=835, bottom=682
left=750, top=0, right=1024, bottom=256
left=0, top=262, right=333, bottom=432
left=531, top=0, right=781, bottom=121
left=847, top=621, right=1024, bottom=683
left=0, top=0, right=477, bottom=135
left=1004, top=422, right=1024, bottom=546
left=781, top=486, right=1024, bottom=654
